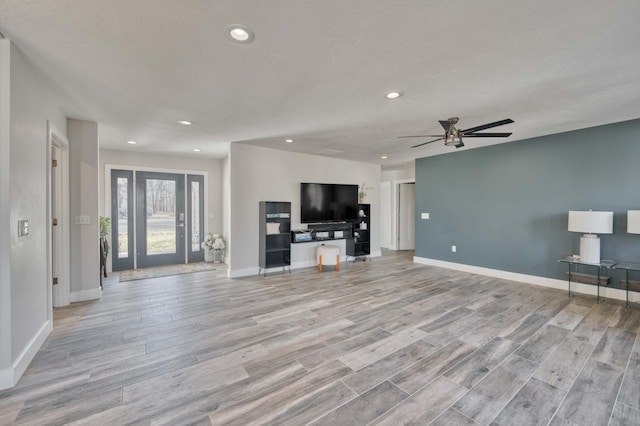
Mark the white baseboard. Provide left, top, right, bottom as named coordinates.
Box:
left=70, top=287, right=102, bottom=303
left=0, top=320, right=51, bottom=390
left=0, top=367, right=13, bottom=391
left=414, top=256, right=639, bottom=304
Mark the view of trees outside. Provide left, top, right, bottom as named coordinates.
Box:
left=117, top=177, right=128, bottom=258
left=191, top=181, right=201, bottom=252
left=116, top=178, right=178, bottom=256
left=145, top=179, right=176, bottom=255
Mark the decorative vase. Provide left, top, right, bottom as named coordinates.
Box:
left=204, top=249, right=214, bottom=263
left=213, top=250, right=224, bottom=263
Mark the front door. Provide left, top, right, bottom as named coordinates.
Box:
left=136, top=172, right=186, bottom=268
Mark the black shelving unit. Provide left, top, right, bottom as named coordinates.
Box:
left=347, top=203, right=370, bottom=260
left=259, top=201, right=291, bottom=276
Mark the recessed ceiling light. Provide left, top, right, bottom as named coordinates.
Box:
left=381, top=156, right=388, bottom=159
left=192, top=148, right=201, bottom=152
left=178, top=120, right=192, bottom=125
left=285, top=139, right=294, bottom=143
left=226, top=25, right=255, bottom=44
left=384, top=91, right=402, bottom=99
left=127, top=140, right=137, bottom=145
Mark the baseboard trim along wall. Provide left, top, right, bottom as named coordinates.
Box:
left=70, top=287, right=102, bottom=303
left=0, top=320, right=51, bottom=390
left=414, top=256, right=639, bottom=304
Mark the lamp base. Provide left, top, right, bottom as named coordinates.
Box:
left=579, top=234, right=600, bottom=264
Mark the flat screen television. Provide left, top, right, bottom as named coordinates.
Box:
left=300, top=183, right=359, bottom=223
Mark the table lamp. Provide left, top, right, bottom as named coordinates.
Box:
left=628, top=210, right=640, bottom=234
left=568, top=210, right=613, bottom=264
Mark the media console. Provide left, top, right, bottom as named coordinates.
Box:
left=291, top=223, right=353, bottom=243
left=291, top=203, right=370, bottom=260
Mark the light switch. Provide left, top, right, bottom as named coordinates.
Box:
left=18, top=220, right=29, bottom=237
left=421, top=213, right=430, bottom=219
left=75, top=215, right=91, bottom=225
left=452, top=245, right=457, bottom=253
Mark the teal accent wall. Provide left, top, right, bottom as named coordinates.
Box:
left=415, top=118, right=640, bottom=286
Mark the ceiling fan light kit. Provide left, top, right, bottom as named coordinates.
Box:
left=399, top=117, right=514, bottom=149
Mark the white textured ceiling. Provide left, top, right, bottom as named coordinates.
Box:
left=1, top=0, right=639, bottom=168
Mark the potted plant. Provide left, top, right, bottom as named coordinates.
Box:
left=358, top=183, right=372, bottom=203
left=202, top=233, right=226, bottom=263
left=99, top=216, right=111, bottom=237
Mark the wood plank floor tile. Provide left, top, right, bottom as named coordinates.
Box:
left=555, top=359, right=624, bottom=426
left=4, top=250, right=640, bottom=425
left=609, top=402, right=640, bottom=426
left=569, top=302, right=620, bottom=345
left=617, top=350, right=640, bottom=410
left=444, top=337, right=520, bottom=389
left=389, top=339, right=478, bottom=394
left=532, top=337, right=594, bottom=391
left=590, top=326, right=636, bottom=371
left=430, top=408, right=477, bottom=426
left=548, top=302, right=592, bottom=331
left=312, top=381, right=409, bottom=425
left=370, top=376, right=467, bottom=425
left=453, top=354, right=538, bottom=424
left=209, top=360, right=352, bottom=426
left=491, top=377, right=566, bottom=426
left=341, top=340, right=436, bottom=394
left=514, top=324, right=569, bottom=363
left=338, top=328, right=428, bottom=371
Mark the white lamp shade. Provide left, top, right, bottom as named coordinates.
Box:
left=568, top=211, right=613, bottom=234
left=628, top=210, right=640, bottom=234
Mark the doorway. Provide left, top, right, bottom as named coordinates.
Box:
left=397, top=182, right=415, bottom=250
left=48, top=122, right=70, bottom=308
left=110, top=170, right=204, bottom=271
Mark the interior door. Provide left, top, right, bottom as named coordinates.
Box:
left=398, top=182, right=415, bottom=250
left=136, top=171, right=185, bottom=268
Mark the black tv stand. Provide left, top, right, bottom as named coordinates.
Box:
left=291, top=223, right=352, bottom=243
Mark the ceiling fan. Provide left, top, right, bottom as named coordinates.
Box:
left=398, top=117, right=514, bottom=148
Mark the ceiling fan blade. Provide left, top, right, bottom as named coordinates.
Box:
left=463, top=132, right=512, bottom=138
left=411, top=138, right=443, bottom=148
left=439, top=120, right=451, bottom=132
left=461, top=119, right=514, bottom=134
left=397, top=135, right=443, bottom=139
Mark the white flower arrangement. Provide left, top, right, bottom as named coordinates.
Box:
left=202, top=233, right=226, bottom=251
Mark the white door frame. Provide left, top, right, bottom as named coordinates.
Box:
left=389, top=178, right=415, bottom=250
left=104, top=164, right=209, bottom=271
left=397, top=182, right=416, bottom=250
left=47, top=121, right=70, bottom=310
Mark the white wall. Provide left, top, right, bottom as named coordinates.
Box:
left=68, top=119, right=100, bottom=302
left=229, top=144, right=381, bottom=277
left=98, top=149, right=224, bottom=263
left=222, top=154, right=231, bottom=263
left=381, top=161, right=415, bottom=181
left=0, top=39, right=12, bottom=389
left=1, top=40, right=67, bottom=389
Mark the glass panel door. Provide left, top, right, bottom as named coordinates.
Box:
left=111, top=170, right=134, bottom=271
left=136, top=172, right=185, bottom=268
left=187, top=174, right=205, bottom=263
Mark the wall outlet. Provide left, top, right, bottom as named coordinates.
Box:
left=421, top=212, right=430, bottom=219
left=451, top=245, right=457, bottom=253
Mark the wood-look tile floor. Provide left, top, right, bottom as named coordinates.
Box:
left=2, top=250, right=640, bottom=425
